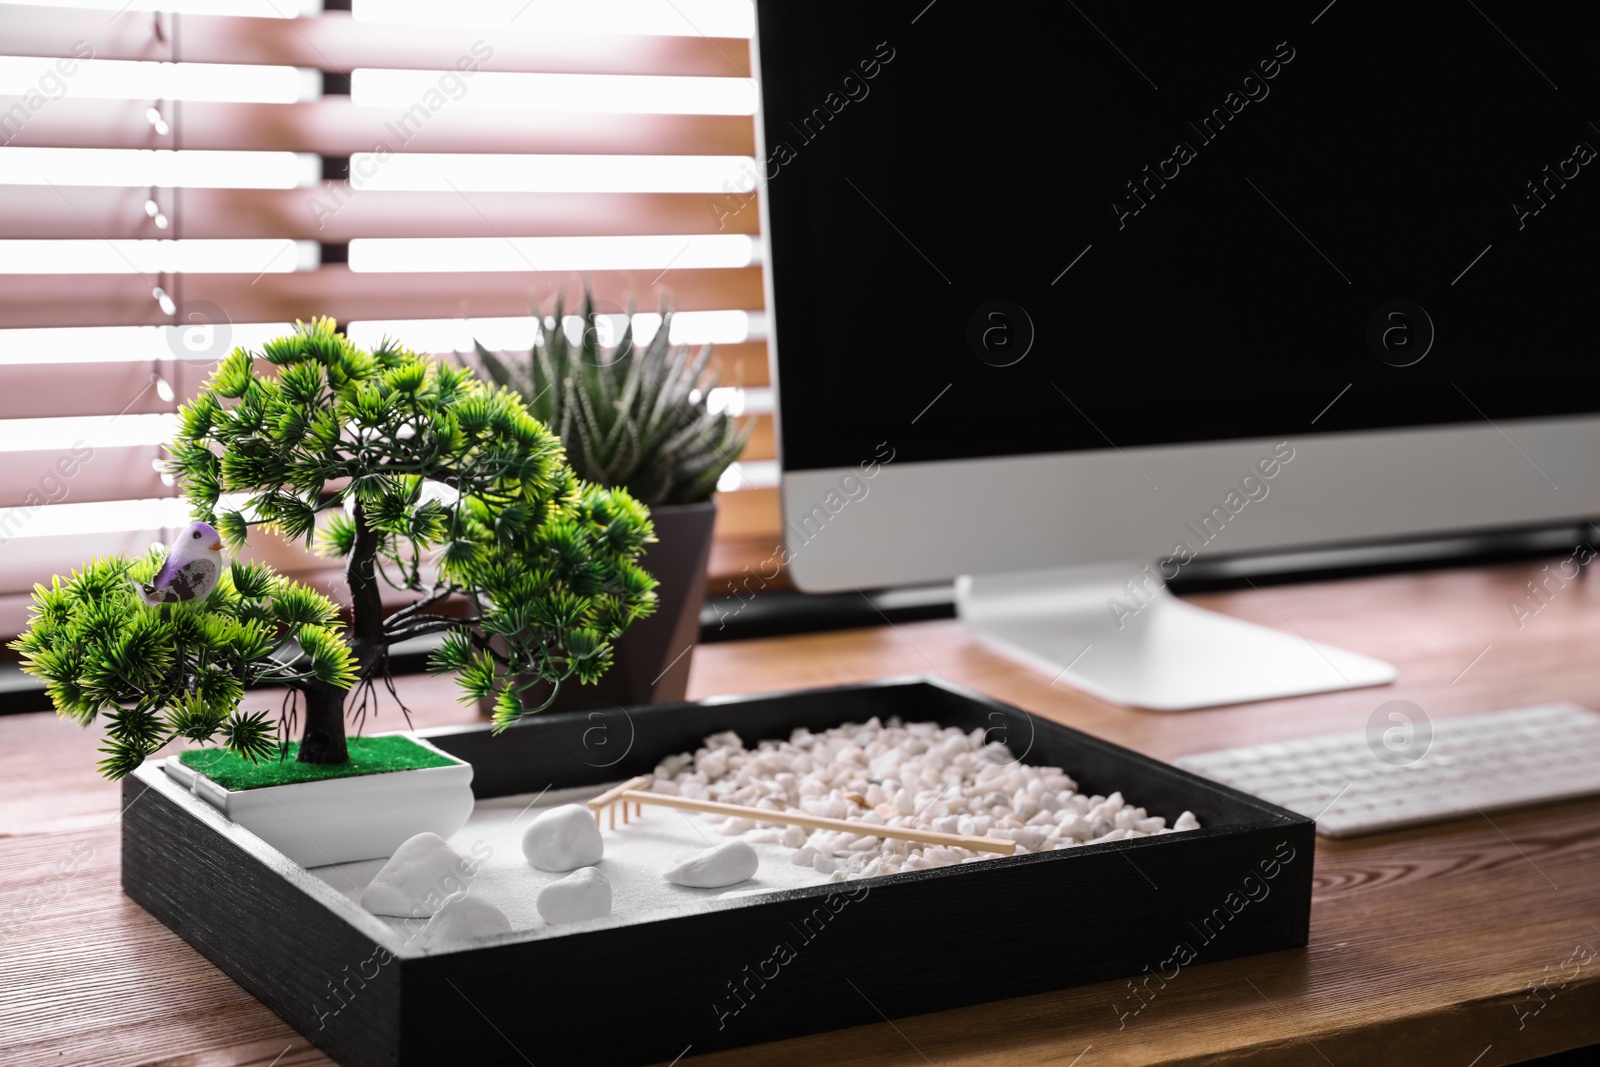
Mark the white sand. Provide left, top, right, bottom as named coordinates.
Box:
left=309, top=783, right=833, bottom=938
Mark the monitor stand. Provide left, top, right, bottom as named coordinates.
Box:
left=956, top=563, right=1396, bottom=710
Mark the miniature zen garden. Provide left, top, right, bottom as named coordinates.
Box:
left=14, top=312, right=1200, bottom=950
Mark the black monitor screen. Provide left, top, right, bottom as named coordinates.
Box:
left=754, top=1, right=1600, bottom=472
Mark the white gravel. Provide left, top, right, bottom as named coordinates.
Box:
left=309, top=717, right=1199, bottom=944
left=651, top=717, right=1200, bottom=879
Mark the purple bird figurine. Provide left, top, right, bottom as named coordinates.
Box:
left=138, top=520, right=225, bottom=605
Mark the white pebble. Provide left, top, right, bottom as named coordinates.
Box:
left=418, top=894, right=510, bottom=949
left=1174, top=811, right=1201, bottom=832
left=521, top=804, right=604, bottom=872
left=536, top=867, right=611, bottom=924
left=665, top=840, right=759, bottom=888
left=361, top=832, right=472, bottom=918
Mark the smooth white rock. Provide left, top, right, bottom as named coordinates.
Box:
left=521, top=803, right=604, bottom=872
left=418, top=894, right=510, bottom=949
left=1174, top=810, right=1201, bottom=831
left=664, top=840, right=759, bottom=887
left=360, top=832, right=470, bottom=917
left=536, top=866, right=612, bottom=924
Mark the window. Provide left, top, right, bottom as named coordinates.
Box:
left=0, top=0, right=780, bottom=636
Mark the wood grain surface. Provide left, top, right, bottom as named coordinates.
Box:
left=3, top=559, right=1598, bottom=1066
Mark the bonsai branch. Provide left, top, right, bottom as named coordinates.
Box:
left=384, top=586, right=455, bottom=629
left=384, top=615, right=475, bottom=644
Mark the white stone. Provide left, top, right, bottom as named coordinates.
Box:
left=360, top=832, right=473, bottom=917
left=1174, top=810, right=1201, bottom=831
left=665, top=840, right=759, bottom=887
left=521, top=804, right=604, bottom=872
left=651, top=719, right=1204, bottom=879
left=536, top=866, right=612, bottom=924
left=418, top=894, right=510, bottom=949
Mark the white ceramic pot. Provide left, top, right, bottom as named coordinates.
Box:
left=161, top=735, right=474, bottom=868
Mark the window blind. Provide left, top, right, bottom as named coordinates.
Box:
left=0, top=0, right=781, bottom=639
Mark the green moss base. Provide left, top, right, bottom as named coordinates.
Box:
left=177, top=734, right=457, bottom=792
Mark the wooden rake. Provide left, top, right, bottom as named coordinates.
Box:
left=585, top=775, right=1017, bottom=856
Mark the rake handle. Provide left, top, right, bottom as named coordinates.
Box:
left=603, top=787, right=1017, bottom=856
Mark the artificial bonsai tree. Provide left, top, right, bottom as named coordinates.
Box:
left=12, top=318, right=657, bottom=779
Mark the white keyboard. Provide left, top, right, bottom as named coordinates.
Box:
left=1175, top=703, right=1600, bottom=837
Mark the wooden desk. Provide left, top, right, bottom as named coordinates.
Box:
left=3, top=560, right=1598, bottom=1066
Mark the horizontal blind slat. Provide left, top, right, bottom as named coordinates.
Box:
left=0, top=265, right=764, bottom=327
left=712, top=485, right=780, bottom=542
left=0, top=97, right=755, bottom=155
left=0, top=344, right=769, bottom=420
left=742, top=412, right=774, bottom=463
left=0, top=444, right=166, bottom=509
left=0, top=359, right=231, bottom=420
left=1, top=6, right=751, bottom=77
left=0, top=187, right=757, bottom=239
left=0, top=417, right=772, bottom=510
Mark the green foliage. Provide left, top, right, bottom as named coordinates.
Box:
left=10, top=553, right=353, bottom=779
left=470, top=291, right=750, bottom=506
left=428, top=475, right=658, bottom=729
left=15, top=317, right=658, bottom=778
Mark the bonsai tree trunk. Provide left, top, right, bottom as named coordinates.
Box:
left=297, top=679, right=349, bottom=764
left=297, top=501, right=387, bottom=765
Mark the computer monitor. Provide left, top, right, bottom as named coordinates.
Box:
left=752, top=0, right=1600, bottom=709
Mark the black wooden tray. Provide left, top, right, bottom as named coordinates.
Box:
left=122, top=677, right=1314, bottom=1066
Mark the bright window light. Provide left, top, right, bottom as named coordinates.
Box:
left=345, top=152, right=756, bottom=193
left=347, top=234, right=752, bottom=273
left=0, top=148, right=319, bottom=188
left=353, top=0, right=753, bottom=37
left=15, top=0, right=316, bottom=15
left=0, top=239, right=318, bottom=274
left=344, top=310, right=753, bottom=353
left=0, top=58, right=318, bottom=103
left=663, top=310, right=753, bottom=345
left=0, top=413, right=175, bottom=453
left=0, top=496, right=193, bottom=541
left=351, top=69, right=754, bottom=115
left=706, top=385, right=772, bottom=416
left=716, top=459, right=777, bottom=493
left=343, top=317, right=532, bottom=355
left=0, top=323, right=295, bottom=365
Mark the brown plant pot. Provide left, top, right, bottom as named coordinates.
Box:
left=479, top=499, right=717, bottom=716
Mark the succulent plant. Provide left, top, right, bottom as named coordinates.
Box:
left=470, top=292, right=750, bottom=508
